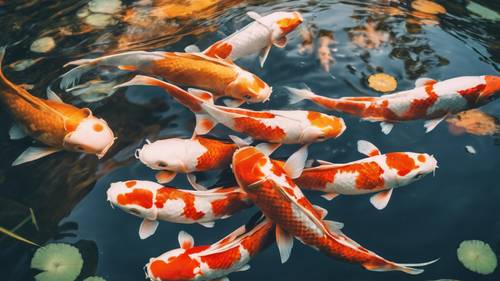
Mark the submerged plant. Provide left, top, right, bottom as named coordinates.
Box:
left=0, top=226, right=39, bottom=246
left=31, top=243, right=84, bottom=281
left=457, top=240, right=497, bottom=275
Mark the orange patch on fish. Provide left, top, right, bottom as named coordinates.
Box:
left=458, top=84, right=485, bottom=105
left=417, top=154, right=426, bottom=162
left=222, top=108, right=275, bottom=118
left=154, top=188, right=205, bottom=220
left=149, top=255, right=198, bottom=280
left=385, top=152, right=418, bottom=176
left=369, top=150, right=380, bottom=157
left=125, top=180, right=137, bottom=188
left=403, top=82, right=438, bottom=119
left=195, top=137, right=237, bottom=170
left=118, top=65, right=137, bottom=71
left=234, top=117, right=286, bottom=142
left=211, top=192, right=252, bottom=216
left=204, top=41, right=233, bottom=59
left=233, top=148, right=267, bottom=187
left=93, top=123, right=103, bottom=132
left=277, top=16, right=302, bottom=34
left=117, top=188, right=153, bottom=209
left=200, top=246, right=241, bottom=269
left=307, top=111, right=344, bottom=137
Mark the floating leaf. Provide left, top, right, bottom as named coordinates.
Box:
left=368, top=73, right=397, bottom=93
left=447, top=109, right=500, bottom=136
left=30, top=37, right=55, bottom=53
left=411, top=0, right=447, bottom=15
left=88, top=0, right=122, bottom=14
left=0, top=226, right=39, bottom=246
left=457, top=240, right=497, bottom=275
left=466, top=2, right=500, bottom=21
left=31, top=243, right=84, bottom=281
left=83, top=277, right=106, bottom=281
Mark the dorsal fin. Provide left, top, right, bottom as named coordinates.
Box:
left=357, top=140, right=381, bottom=157
left=178, top=231, right=194, bottom=249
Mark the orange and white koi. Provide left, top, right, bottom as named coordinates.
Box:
left=60, top=51, right=271, bottom=107
left=0, top=47, right=115, bottom=165
left=286, top=75, right=500, bottom=134
left=106, top=180, right=252, bottom=239
left=116, top=75, right=346, bottom=147
left=136, top=136, right=238, bottom=189
left=294, top=140, right=437, bottom=210
left=145, top=213, right=274, bottom=281
left=232, top=145, right=438, bottom=274
left=186, top=11, right=303, bottom=67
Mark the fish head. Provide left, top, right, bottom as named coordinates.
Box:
left=146, top=248, right=200, bottom=281
left=274, top=11, right=303, bottom=36
left=300, top=112, right=346, bottom=143
left=232, top=146, right=270, bottom=189
left=478, top=75, right=500, bottom=104
left=136, top=139, right=188, bottom=172
left=386, top=152, right=438, bottom=186
left=106, top=180, right=160, bottom=220
left=225, top=69, right=272, bottom=104
left=63, top=110, right=115, bottom=158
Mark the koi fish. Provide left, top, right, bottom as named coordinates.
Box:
left=295, top=140, right=438, bottom=210
left=186, top=11, right=303, bottom=67
left=60, top=51, right=271, bottom=107
left=232, top=145, right=438, bottom=274
left=116, top=75, right=346, bottom=148
left=145, top=213, right=274, bottom=281
left=286, top=75, right=500, bottom=134
left=0, top=47, right=115, bottom=165
left=106, top=180, right=253, bottom=239
left=136, top=136, right=238, bottom=189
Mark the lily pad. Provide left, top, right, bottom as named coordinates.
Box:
left=457, top=240, right=497, bottom=275
left=88, top=0, right=122, bottom=14
left=411, top=0, right=447, bottom=15
left=30, top=37, right=55, bottom=53
left=83, top=277, right=106, bottom=281
left=368, top=73, right=397, bottom=93
left=84, top=13, right=116, bottom=28
left=31, top=243, right=83, bottom=281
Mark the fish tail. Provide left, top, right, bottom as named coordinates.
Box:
left=59, top=51, right=165, bottom=90
left=363, top=258, right=439, bottom=275
left=284, top=85, right=317, bottom=104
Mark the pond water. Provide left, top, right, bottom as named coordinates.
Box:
left=1, top=0, right=499, bottom=281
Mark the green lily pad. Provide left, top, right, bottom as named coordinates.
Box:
left=457, top=240, right=497, bottom=275
left=83, top=277, right=106, bottom=281
left=31, top=243, right=83, bottom=281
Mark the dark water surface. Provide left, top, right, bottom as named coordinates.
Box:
left=1, top=0, right=499, bottom=280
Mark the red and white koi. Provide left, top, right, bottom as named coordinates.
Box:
left=186, top=11, right=303, bottom=67
left=106, top=180, right=252, bottom=239
left=135, top=136, right=238, bottom=189
left=0, top=47, right=115, bottom=165
left=295, top=140, right=438, bottom=210
left=145, top=213, right=274, bottom=281
left=116, top=75, right=346, bottom=146
left=60, top=51, right=271, bottom=107
left=286, top=75, right=500, bottom=134
left=232, top=145, right=437, bottom=274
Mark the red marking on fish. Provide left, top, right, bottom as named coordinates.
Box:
left=385, top=153, right=417, bottom=176
left=210, top=190, right=252, bottom=217
left=155, top=188, right=205, bottom=220
left=369, top=150, right=379, bottom=157
left=149, top=254, right=199, bottom=280
left=458, top=84, right=485, bottom=105
left=204, top=41, right=233, bottom=59
left=117, top=188, right=153, bottom=209
left=222, top=107, right=275, bottom=118
left=125, top=180, right=137, bottom=188
left=417, top=155, right=426, bottom=163
left=234, top=117, right=286, bottom=142
left=195, top=137, right=237, bottom=170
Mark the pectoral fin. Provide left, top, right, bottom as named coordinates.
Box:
left=246, top=11, right=262, bottom=20
left=276, top=225, right=294, bottom=263
left=194, top=113, right=217, bottom=135
left=380, top=122, right=394, bottom=135
left=259, top=45, right=271, bottom=68
left=222, top=98, right=245, bottom=108
left=229, top=135, right=252, bottom=148
left=139, top=219, right=159, bottom=240
left=9, top=123, right=27, bottom=140
left=178, top=230, right=194, bottom=249
left=312, top=204, right=328, bottom=219
left=255, top=142, right=281, bottom=156
left=12, top=146, right=61, bottom=166
left=424, top=115, right=446, bottom=133
left=324, top=220, right=344, bottom=231
left=283, top=145, right=308, bottom=178
left=155, top=170, right=177, bottom=184
left=369, top=189, right=393, bottom=210
left=237, top=264, right=250, bottom=272
left=357, top=140, right=381, bottom=156
left=185, top=44, right=201, bottom=53
left=199, top=221, right=215, bottom=228
left=321, top=193, right=339, bottom=201
left=273, top=37, right=287, bottom=48
left=187, top=173, right=208, bottom=191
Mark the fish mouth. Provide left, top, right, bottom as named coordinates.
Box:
left=96, top=137, right=117, bottom=159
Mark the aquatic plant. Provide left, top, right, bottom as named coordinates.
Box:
left=83, top=277, right=106, bottom=281
left=30, top=243, right=84, bottom=281
left=368, top=73, right=397, bottom=93
left=457, top=240, right=497, bottom=275
left=0, top=226, right=39, bottom=246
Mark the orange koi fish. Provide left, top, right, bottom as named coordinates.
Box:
left=116, top=75, right=346, bottom=148
left=186, top=11, right=303, bottom=67
left=107, top=180, right=252, bottom=239
left=60, top=51, right=271, bottom=107
left=232, top=145, right=438, bottom=274
left=0, top=47, right=115, bottom=165
left=286, top=75, right=500, bottom=134
left=146, top=213, right=274, bottom=281
left=135, top=136, right=238, bottom=189
left=295, top=140, right=437, bottom=209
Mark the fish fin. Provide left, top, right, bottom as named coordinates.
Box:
left=185, top=44, right=201, bottom=53
left=276, top=225, right=294, bottom=263
left=155, top=170, right=177, bottom=184
left=186, top=174, right=208, bottom=191
left=188, top=88, right=214, bottom=104
left=212, top=225, right=246, bottom=248
left=259, top=45, right=271, bottom=68
left=199, top=221, right=215, bottom=228
left=194, top=113, right=217, bottom=135
left=178, top=230, right=194, bottom=249
left=392, top=258, right=440, bottom=275
left=284, top=85, right=315, bottom=104
left=357, top=140, right=381, bottom=156
left=237, top=264, right=250, bottom=272
left=247, top=178, right=266, bottom=190
left=229, top=135, right=252, bottom=148
left=46, top=86, right=63, bottom=102
left=222, top=98, right=245, bottom=108
left=369, top=189, right=393, bottom=210
left=465, top=145, right=476, bottom=155
left=424, top=115, right=446, bottom=133
left=312, top=204, right=328, bottom=219
left=273, top=36, right=287, bottom=48
left=321, top=193, right=339, bottom=201
left=415, top=77, right=437, bottom=87
left=255, top=143, right=281, bottom=156
left=139, top=219, right=159, bottom=240
left=12, top=147, right=61, bottom=166
left=380, top=122, right=394, bottom=135
left=324, top=220, right=344, bottom=230
left=9, top=123, right=27, bottom=140
left=283, top=145, right=308, bottom=178
left=246, top=11, right=262, bottom=20
left=212, top=277, right=229, bottom=281
left=305, top=159, right=314, bottom=168
left=316, top=159, right=334, bottom=165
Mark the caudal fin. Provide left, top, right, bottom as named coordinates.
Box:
left=364, top=258, right=439, bottom=275
left=60, top=51, right=165, bottom=90
left=284, top=85, right=316, bottom=104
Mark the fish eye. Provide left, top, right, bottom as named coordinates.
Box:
left=244, top=95, right=252, bottom=100
left=156, top=161, right=168, bottom=168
